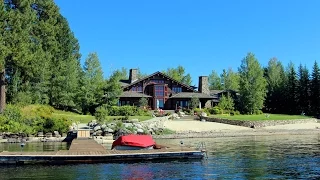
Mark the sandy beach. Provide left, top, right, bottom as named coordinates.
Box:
left=153, top=119, right=320, bottom=139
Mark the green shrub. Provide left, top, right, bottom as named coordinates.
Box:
left=0, top=104, right=71, bottom=135
left=3, top=104, right=23, bottom=123
left=12, top=91, right=33, bottom=106
left=254, top=110, right=263, bottom=115
left=108, top=106, right=120, bottom=116
left=234, top=110, right=241, bottom=115
left=194, top=108, right=201, bottom=114
left=53, top=117, right=71, bottom=134
left=209, top=106, right=221, bottom=115
left=203, top=108, right=211, bottom=116
left=21, top=105, right=54, bottom=119
left=182, top=108, right=192, bottom=114
left=95, top=105, right=109, bottom=122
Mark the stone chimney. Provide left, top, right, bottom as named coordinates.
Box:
left=129, top=69, right=138, bottom=83
left=198, top=76, right=209, bottom=94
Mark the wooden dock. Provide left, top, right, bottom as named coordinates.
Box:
left=0, top=139, right=205, bottom=165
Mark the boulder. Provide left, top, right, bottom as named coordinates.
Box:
left=96, top=130, right=103, bottom=136
left=178, top=111, right=186, bottom=117
left=137, top=128, right=144, bottom=134
left=134, top=123, right=143, bottom=129
left=53, top=131, right=61, bottom=137
left=37, top=132, right=44, bottom=137
left=107, top=123, right=115, bottom=128
left=93, top=125, right=101, bottom=131
left=105, top=128, right=114, bottom=133
left=201, top=112, right=208, bottom=117
left=172, top=113, right=179, bottom=119
left=101, top=124, right=107, bottom=130
left=124, top=123, right=133, bottom=128
left=45, top=133, right=52, bottom=138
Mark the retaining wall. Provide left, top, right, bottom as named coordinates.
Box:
left=203, top=117, right=318, bottom=128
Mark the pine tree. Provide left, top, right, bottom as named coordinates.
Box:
left=310, top=61, right=320, bottom=116
left=297, top=64, right=310, bottom=114
left=264, top=58, right=285, bottom=113
left=285, top=62, right=298, bottom=114
left=238, top=53, right=267, bottom=114
left=218, top=93, right=235, bottom=114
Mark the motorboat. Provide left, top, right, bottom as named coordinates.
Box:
left=111, top=134, right=158, bottom=150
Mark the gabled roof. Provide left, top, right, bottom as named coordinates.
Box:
left=123, top=71, right=195, bottom=91
left=170, top=92, right=214, bottom=99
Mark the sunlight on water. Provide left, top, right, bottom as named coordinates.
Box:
left=1, top=135, right=320, bottom=179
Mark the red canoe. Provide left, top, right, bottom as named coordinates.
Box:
left=111, top=134, right=156, bottom=150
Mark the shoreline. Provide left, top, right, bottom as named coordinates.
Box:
left=153, top=128, right=320, bottom=139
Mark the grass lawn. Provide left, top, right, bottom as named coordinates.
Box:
left=52, top=110, right=152, bottom=123
left=210, top=114, right=312, bottom=121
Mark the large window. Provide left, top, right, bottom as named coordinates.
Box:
left=155, top=86, right=164, bottom=97
left=172, top=86, right=182, bottom=93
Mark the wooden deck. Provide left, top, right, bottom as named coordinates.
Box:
left=0, top=139, right=205, bottom=164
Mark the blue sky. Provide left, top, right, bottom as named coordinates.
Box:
left=54, top=0, right=320, bottom=86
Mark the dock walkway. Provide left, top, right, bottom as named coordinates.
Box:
left=0, top=139, right=205, bottom=164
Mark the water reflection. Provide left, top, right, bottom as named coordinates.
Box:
left=1, top=135, right=320, bottom=179
left=0, top=142, right=68, bottom=152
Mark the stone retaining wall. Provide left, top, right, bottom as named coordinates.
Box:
left=203, top=117, right=318, bottom=128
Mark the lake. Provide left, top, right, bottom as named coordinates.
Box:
left=0, top=134, right=320, bottom=179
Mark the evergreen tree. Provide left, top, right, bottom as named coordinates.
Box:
left=310, top=61, right=320, bottom=116
left=297, top=64, right=310, bottom=114
left=2, top=0, right=38, bottom=109
left=218, top=93, right=235, bottom=114
left=81, top=52, right=105, bottom=114
left=238, top=53, right=267, bottom=114
left=208, top=70, right=223, bottom=90
left=264, top=58, right=286, bottom=113
left=285, top=62, right=298, bottom=114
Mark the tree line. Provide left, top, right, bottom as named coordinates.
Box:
left=0, top=0, right=193, bottom=115
left=1, top=1, right=319, bottom=117
left=209, top=53, right=320, bottom=116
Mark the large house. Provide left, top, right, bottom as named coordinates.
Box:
left=117, top=69, right=220, bottom=110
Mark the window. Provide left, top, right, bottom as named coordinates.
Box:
left=177, top=100, right=188, bottom=107
left=151, top=79, right=164, bottom=84
left=156, top=99, right=164, bottom=108
left=132, top=86, right=142, bottom=92
left=155, top=85, right=164, bottom=97
left=172, top=86, right=182, bottom=93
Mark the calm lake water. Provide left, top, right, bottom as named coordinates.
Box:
left=1, top=135, right=320, bottom=179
